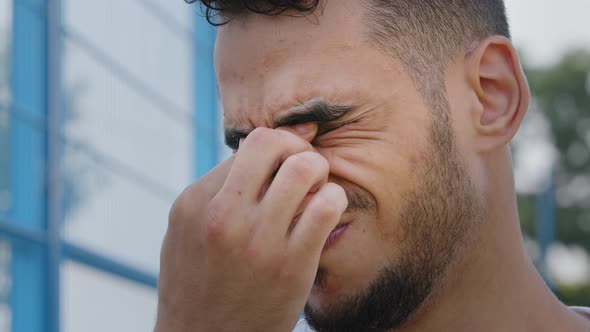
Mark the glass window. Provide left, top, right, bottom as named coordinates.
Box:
left=62, top=144, right=170, bottom=273
left=0, top=0, right=10, bottom=101
left=61, top=261, right=158, bottom=332
left=0, top=239, right=11, bottom=332
left=0, top=0, right=12, bottom=216
left=1, top=1, right=213, bottom=331
left=61, top=0, right=195, bottom=274
left=0, top=302, right=10, bottom=332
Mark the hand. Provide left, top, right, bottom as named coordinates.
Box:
left=154, top=124, right=348, bottom=332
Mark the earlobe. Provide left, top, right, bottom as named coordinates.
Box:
left=465, top=36, right=530, bottom=152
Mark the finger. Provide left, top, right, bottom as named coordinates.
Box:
left=293, top=192, right=315, bottom=222
left=260, top=151, right=329, bottom=235
left=198, top=156, right=236, bottom=198
left=167, top=156, right=236, bottom=240
left=288, top=182, right=348, bottom=257
left=253, top=123, right=320, bottom=199
left=276, top=123, right=318, bottom=143
left=220, top=125, right=318, bottom=202
left=172, top=155, right=235, bottom=211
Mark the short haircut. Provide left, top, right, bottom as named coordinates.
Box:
left=188, top=0, right=510, bottom=107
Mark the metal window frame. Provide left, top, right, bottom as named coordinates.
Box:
left=0, top=1, right=218, bottom=331
left=194, top=15, right=218, bottom=178
left=8, top=1, right=50, bottom=332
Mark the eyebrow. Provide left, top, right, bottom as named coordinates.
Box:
left=224, top=98, right=354, bottom=150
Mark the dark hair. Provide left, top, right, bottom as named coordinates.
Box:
left=185, top=0, right=321, bottom=25
left=186, top=0, right=510, bottom=104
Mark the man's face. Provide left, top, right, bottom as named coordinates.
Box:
left=215, top=1, right=480, bottom=330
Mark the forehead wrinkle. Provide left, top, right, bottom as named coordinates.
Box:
left=223, top=59, right=394, bottom=132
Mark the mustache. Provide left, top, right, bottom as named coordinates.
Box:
left=344, top=185, right=376, bottom=213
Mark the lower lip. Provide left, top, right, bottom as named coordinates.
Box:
left=322, top=223, right=350, bottom=253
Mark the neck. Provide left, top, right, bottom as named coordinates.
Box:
left=398, top=151, right=589, bottom=332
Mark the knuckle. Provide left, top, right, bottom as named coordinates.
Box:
left=204, top=200, right=230, bottom=243
left=168, top=198, right=183, bottom=226
left=167, top=182, right=208, bottom=223
left=284, top=153, right=317, bottom=179
left=168, top=191, right=192, bottom=228
left=314, top=153, right=330, bottom=176
left=331, top=183, right=347, bottom=202
left=246, top=127, right=277, bottom=146
left=205, top=218, right=226, bottom=244
left=311, top=195, right=342, bottom=220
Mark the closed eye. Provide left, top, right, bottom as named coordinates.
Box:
left=312, top=120, right=359, bottom=144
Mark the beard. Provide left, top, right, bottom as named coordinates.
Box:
left=303, top=105, right=481, bottom=332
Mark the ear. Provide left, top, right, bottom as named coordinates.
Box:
left=465, top=36, right=530, bottom=152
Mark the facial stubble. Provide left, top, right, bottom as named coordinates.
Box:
left=304, top=108, right=481, bottom=332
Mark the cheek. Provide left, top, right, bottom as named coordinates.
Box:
left=317, top=138, right=427, bottom=229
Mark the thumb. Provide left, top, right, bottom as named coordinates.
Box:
left=276, top=123, right=318, bottom=143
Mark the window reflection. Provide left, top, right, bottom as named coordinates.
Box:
left=61, top=0, right=194, bottom=273
left=0, top=0, right=11, bottom=216
left=0, top=240, right=11, bottom=332
left=61, top=261, right=157, bottom=332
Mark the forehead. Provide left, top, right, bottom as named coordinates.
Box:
left=214, top=0, right=405, bottom=128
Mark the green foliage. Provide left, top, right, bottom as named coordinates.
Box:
left=521, top=49, right=590, bottom=253
left=557, top=283, right=590, bottom=307
left=519, top=49, right=590, bottom=305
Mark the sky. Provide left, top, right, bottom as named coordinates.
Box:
left=0, top=0, right=590, bottom=331
left=506, top=0, right=590, bottom=67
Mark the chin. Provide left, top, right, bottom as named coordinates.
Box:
left=306, top=288, right=342, bottom=317
left=310, top=223, right=383, bottom=307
